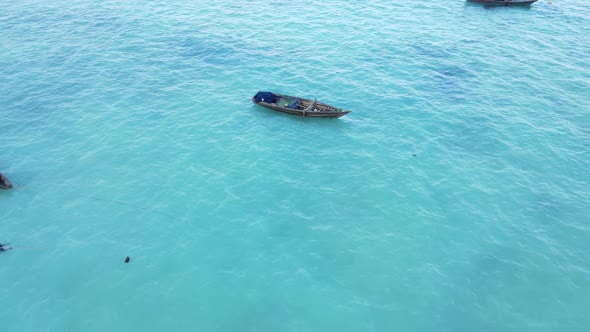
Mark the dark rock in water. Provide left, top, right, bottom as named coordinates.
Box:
left=0, top=173, right=13, bottom=190
left=412, top=154, right=417, bottom=157
left=124, top=256, right=130, bottom=263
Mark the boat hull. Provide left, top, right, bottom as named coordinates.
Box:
left=467, top=0, right=537, bottom=5
left=252, top=93, right=351, bottom=118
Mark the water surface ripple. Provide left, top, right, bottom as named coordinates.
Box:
left=1, top=1, right=589, bottom=331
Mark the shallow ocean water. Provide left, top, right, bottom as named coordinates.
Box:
left=1, top=0, right=589, bottom=331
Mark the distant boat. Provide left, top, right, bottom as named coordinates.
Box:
left=0, top=172, right=13, bottom=190
left=252, top=91, right=351, bottom=118
left=467, top=0, right=538, bottom=5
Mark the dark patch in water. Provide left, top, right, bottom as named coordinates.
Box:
left=435, top=64, right=475, bottom=79
left=405, top=41, right=478, bottom=102
left=174, top=34, right=270, bottom=66
left=410, top=42, right=458, bottom=60
left=441, top=245, right=526, bottom=331
left=178, top=37, right=235, bottom=64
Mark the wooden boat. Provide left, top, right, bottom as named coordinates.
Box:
left=252, top=91, right=351, bottom=118
left=467, top=0, right=538, bottom=5
left=0, top=172, right=13, bottom=190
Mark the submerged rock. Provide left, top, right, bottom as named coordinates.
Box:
left=0, top=173, right=13, bottom=190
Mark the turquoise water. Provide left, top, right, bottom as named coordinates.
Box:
left=1, top=0, right=589, bottom=330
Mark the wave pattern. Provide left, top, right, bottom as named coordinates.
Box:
left=1, top=1, right=589, bottom=331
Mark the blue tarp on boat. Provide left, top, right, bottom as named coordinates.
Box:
left=254, top=91, right=279, bottom=103
left=289, top=98, right=299, bottom=109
